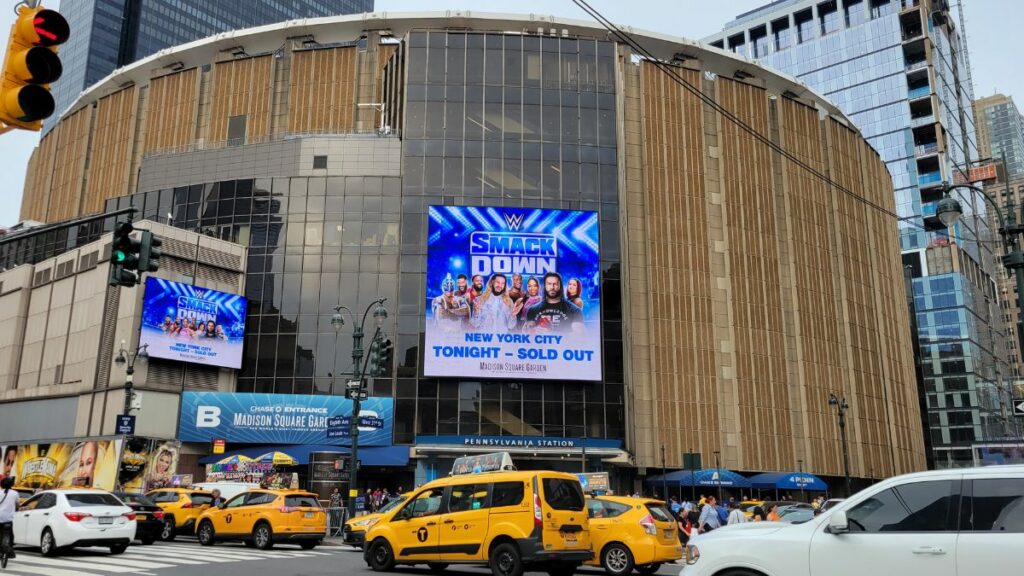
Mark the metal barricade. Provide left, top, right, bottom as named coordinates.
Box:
left=325, top=507, right=349, bottom=537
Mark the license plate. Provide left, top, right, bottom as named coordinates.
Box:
left=664, top=529, right=674, bottom=538
left=136, top=513, right=148, bottom=519
left=562, top=533, right=578, bottom=546
left=99, top=517, right=113, bottom=525
left=304, top=512, right=315, bottom=519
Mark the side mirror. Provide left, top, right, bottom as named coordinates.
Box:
left=827, top=510, right=849, bottom=534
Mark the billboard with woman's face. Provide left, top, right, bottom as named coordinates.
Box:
left=144, top=441, right=180, bottom=491
left=0, top=440, right=122, bottom=490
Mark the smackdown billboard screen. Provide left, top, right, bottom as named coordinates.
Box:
left=424, top=206, right=602, bottom=381
left=139, top=278, right=248, bottom=369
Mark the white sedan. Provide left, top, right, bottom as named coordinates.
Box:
left=14, top=490, right=137, bottom=556
left=680, top=465, right=1023, bottom=576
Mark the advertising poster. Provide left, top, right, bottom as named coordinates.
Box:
left=178, top=392, right=393, bottom=446
left=425, top=206, right=602, bottom=380
left=144, top=441, right=181, bottom=491
left=1, top=440, right=122, bottom=490
left=117, top=437, right=152, bottom=492
left=138, top=277, right=248, bottom=369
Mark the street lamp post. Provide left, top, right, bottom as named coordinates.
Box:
left=114, top=341, right=149, bottom=416
left=713, top=450, right=722, bottom=503
left=828, top=393, right=852, bottom=496
left=331, top=298, right=389, bottom=520
left=937, top=180, right=1024, bottom=440
left=797, top=459, right=804, bottom=502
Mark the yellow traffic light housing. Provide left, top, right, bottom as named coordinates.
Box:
left=0, top=5, right=69, bottom=132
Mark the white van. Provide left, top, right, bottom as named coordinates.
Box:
left=190, top=482, right=259, bottom=501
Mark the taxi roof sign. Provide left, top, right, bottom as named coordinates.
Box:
left=451, top=452, right=516, bottom=475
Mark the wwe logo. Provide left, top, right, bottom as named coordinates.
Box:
left=503, top=212, right=525, bottom=230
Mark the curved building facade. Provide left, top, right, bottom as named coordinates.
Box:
left=15, top=12, right=925, bottom=488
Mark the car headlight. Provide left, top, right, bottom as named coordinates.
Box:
left=355, top=517, right=380, bottom=528
left=686, top=544, right=700, bottom=565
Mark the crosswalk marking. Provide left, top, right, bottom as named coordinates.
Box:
left=3, top=542, right=344, bottom=575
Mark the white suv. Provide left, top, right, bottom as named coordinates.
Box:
left=680, top=465, right=1023, bottom=576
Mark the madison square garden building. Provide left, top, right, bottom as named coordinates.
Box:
left=12, top=13, right=927, bottom=490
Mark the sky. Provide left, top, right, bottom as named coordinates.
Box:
left=0, top=0, right=1020, bottom=226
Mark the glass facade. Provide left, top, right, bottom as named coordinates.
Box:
left=707, top=0, right=1014, bottom=467
left=47, top=0, right=373, bottom=135
left=977, top=97, right=1024, bottom=180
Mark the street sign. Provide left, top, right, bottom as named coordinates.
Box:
left=212, top=439, right=226, bottom=454
left=345, top=389, right=369, bottom=400
left=346, top=380, right=362, bottom=390
left=1014, top=398, right=1024, bottom=417
left=116, top=415, right=136, bottom=435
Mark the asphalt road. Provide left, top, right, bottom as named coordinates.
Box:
left=2, top=540, right=684, bottom=576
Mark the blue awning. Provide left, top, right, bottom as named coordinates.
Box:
left=199, top=444, right=409, bottom=467
left=646, top=469, right=752, bottom=489
left=747, top=472, right=828, bottom=491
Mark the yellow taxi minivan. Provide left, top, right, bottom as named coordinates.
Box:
left=585, top=496, right=682, bottom=575
left=145, top=487, right=214, bottom=541
left=363, top=454, right=591, bottom=576
left=195, top=489, right=326, bottom=550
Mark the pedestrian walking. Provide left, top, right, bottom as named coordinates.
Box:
left=698, top=495, right=721, bottom=533
left=727, top=505, right=747, bottom=525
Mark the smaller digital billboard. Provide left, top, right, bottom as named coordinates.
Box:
left=139, top=277, right=247, bottom=369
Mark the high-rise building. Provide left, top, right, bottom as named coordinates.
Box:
left=706, top=0, right=1018, bottom=468
left=48, top=0, right=373, bottom=134
left=975, top=94, right=1024, bottom=180
left=973, top=94, right=1024, bottom=379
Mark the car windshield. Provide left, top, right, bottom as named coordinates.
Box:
left=66, top=493, right=123, bottom=507
left=379, top=496, right=407, bottom=514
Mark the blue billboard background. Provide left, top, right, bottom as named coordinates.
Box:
left=139, top=278, right=247, bottom=369
left=178, top=392, right=393, bottom=446
left=424, top=206, right=602, bottom=381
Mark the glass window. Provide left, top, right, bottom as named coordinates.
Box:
left=227, top=115, right=247, bottom=146
left=491, top=482, right=525, bottom=508
left=403, top=488, right=445, bottom=518
left=448, top=484, right=489, bottom=512
left=846, top=480, right=953, bottom=532
left=224, top=494, right=249, bottom=508
left=965, top=478, right=1024, bottom=532
left=541, top=478, right=585, bottom=511
left=65, top=493, right=124, bottom=507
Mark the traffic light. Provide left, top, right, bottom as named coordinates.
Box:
left=108, top=221, right=141, bottom=287
left=374, top=336, right=392, bottom=377
left=0, top=5, right=70, bottom=131
left=138, top=230, right=162, bottom=274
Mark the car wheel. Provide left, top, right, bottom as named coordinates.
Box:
left=600, top=543, right=634, bottom=576
left=367, top=538, right=396, bottom=572
left=40, top=528, right=58, bottom=557
left=252, top=522, right=274, bottom=550
left=109, top=543, right=128, bottom=555
left=197, top=520, right=216, bottom=546
left=489, top=542, right=524, bottom=576
left=299, top=541, right=317, bottom=550
left=427, top=562, right=450, bottom=573
left=636, top=564, right=661, bottom=575
left=160, top=517, right=176, bottom=541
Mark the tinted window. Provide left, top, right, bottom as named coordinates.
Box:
left=645, top=503, right=674, bottom=522
left=492, top=482, right=524, bottom=508
left=151, top=491, right=179, bottom=503
left=449, top=484, right=489, bottom=513
left=190, top=494, right=213, bottom=506
left=600, top=500, right=631, bottom=518
left=65, top=493, right=122, bottom=507
left=224, top=494, right=248, bottom=508
left=966, top=478, right=1024, bottom=532
left=117, top=494, right=156, bottom=506
left=587, top=499, right=605, bottom=518
left=847, top=480, right=953, bottom=532
left=542, top=478, right=584, bottom=511
left=285, top=495, right=321, bottom=508
left=247, top=493, right=277, bottom=506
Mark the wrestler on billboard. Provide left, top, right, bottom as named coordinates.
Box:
left=508, top=273, right=525, bottom=302
left=470, top=274, right=522, bottom=332
left=524, top=272, right=583, bottom=334
left=2, top=446, right=16, bottom=480
left=431, top=274, right=470, bottom=332
left=145, top=445, right=178, bottom=490
left=519, top=276, right=542, bottom=322
left=73, top=441, right=98, bottom=487
left=454, top=274, right=470, bottom=297
left=566, top=277, right=585, bottom=310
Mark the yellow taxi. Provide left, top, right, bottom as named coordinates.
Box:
left=739, top=499, right=764, bottom=519
left=195, top=489, right=326, bottom=550
left=145, top=487, right=214, bottom=541
left=585, top=496, right=682, bottom=575
left=363, top=454, right=592, bottom=576
left=342, top=495, right=408, bottom=547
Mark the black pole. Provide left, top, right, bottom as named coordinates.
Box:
left=660, top=445, right=667, bottom=501
left=797, top=459, right=804, bottom=502
left=713, top=451, right=722, bottom=503
left=839, top=401, right=851, bottom=496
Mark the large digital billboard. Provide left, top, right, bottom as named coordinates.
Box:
left=139, top=278, right=248, bottom=369
left=425, top=206, right=602, bottom=381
